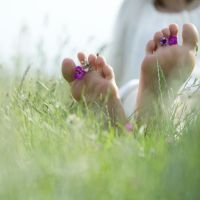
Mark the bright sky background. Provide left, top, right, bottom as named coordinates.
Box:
left=0, top=0, right=123, bottom=73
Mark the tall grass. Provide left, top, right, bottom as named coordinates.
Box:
left=0, top=66, right=199, bottom=200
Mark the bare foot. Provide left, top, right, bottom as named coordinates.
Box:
left=136, top=23, right=199, bottom=119
left=62, top=53, right=128, bottom=125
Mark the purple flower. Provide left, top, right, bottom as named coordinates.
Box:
left=73, top=66, right=86, bottom=80
left=168, top=36, right=178, bottom=46
left=160, top=36, right=178, bottom=46
left=125, top=122, right=133, bottom=132
left=160, top=37, right=168, bottom=46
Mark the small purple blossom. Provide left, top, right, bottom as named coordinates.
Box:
left=125, top=122, right=133, bottom=132
left=160, top=37, right=168, bottom=46
left=168, top=36, right=178, bottom=46
left=74, top=66, right=86, bottom=80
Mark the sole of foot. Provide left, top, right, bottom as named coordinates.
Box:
left=62, top=52, right=119, bottom=103
left=141, top=23, right=199, bottom=93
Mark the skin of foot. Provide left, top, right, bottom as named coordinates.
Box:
left=62, top=53, right=128, bottom=126
left=62, top=23, right=199, bottom=128
left=135, top=23, right=199, bottom=120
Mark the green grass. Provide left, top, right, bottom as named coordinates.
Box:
left=0, top=72, right=200, bottom=200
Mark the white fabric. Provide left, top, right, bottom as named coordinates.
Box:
left=108, top=0, right=200, bottom=117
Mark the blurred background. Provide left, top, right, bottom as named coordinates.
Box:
left=0, top=0, right=123, bottom=76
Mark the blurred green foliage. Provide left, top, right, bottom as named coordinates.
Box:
left=0, top=71, right=199, bottom=200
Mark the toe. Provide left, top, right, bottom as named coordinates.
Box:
left=88, top=54, right=97, bottom=70
left=103, top=64, right=114, bottom=80
left=146, top=40, right=156, bottom=55
left=169, top=24, right=179, bottom=36
left=62, top=58, right=76, bottom=82
left=96, top=55, right=105, bottom=74
left=182, top=23, right=199, bottom=51
left=77, top=52, right=87, bottom=64
left=161, top=28, right=170, bottom=38
left=154, top=31, right=164, bottom=48
left=96, top=55, right=114, bottom=80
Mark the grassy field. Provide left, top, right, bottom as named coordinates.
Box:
left=0, top=69, right=199, bottom=200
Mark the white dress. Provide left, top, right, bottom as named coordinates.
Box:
left=108, top=0, right=200, bottom=117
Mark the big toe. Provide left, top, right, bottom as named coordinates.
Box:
left=62, top=58, right=76, bottom=82
left=146, top=40, right=156, bottom=55
left=182, top=23, right=199, bottom=51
